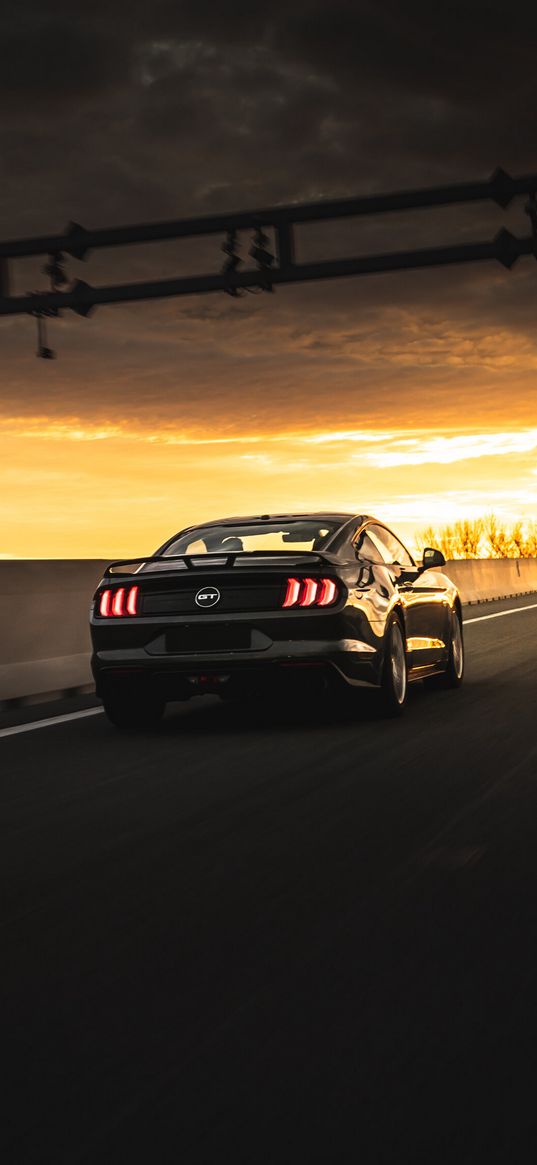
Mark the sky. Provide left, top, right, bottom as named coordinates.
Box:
left=1, top=0, right=536, bottom=558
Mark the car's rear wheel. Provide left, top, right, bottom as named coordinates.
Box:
left=102, top=687, right=165, bottom=731
left=379, top=616, right=408, bottom=716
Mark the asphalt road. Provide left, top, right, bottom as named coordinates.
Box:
left=2, top=596, right=537, bottom=1163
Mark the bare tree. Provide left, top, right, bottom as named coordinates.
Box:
left=527, top=522, right=537, bottom=556
left=511, top=520, right=537, bottom=557
left=484, top=513, right=512, bottom=558
left=510, top=521, right=525, bottom=557
left=437, top=525, right=458, bottom=559
left=414, top=525, right=437, bottom=554
left=415, top=514, right=536, bottom=559
left=452, top=518, right=484, bottom=558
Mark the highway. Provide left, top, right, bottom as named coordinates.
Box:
left=2, top=595, right=537, bottom=1163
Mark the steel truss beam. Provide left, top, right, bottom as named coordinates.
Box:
left=0, top=168, right=535, bottom=354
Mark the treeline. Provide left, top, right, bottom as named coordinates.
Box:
left=415, top=515, right=537, bottom=559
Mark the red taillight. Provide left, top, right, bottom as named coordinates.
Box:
left=317, top=578, right=338, bottom=607
left=300, top=578, right=319, bottom=607
left=112, top=587, right=125, bottom=617
left=281, top=576, right=338, bottom=609
left=283, top=578, right=302, bottom=608
left=126, top=585, right=139, bottom=615
left=98, top=585, right=139, bottom=617
left=99, top=589, right=112, bottom=617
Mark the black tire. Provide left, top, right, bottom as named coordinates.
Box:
left=379, top=616, right=408, bottom=717
left=427, top=608, right=464, bottom=690
left=102, top=688, right=165, bottom=731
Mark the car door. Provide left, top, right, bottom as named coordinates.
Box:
left=366, top=524, right=450, bottom=670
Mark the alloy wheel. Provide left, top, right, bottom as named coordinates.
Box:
left=451, top=616, right=464, bottom=680
left=390, top=623, right=407, bottom=704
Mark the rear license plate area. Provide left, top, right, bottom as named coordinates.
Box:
left=165, top=625, right=252, bottom=653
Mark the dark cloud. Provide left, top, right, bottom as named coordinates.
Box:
left=0, top=1, right=536, bottom=427
left=0, top=11, right=129, bottom=103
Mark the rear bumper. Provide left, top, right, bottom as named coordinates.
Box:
left=90, top=605, right=385, bottom=698
left=91, top=635, right=382, bottom=698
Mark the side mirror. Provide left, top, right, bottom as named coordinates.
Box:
left=421, top=546, right=445, bottom=571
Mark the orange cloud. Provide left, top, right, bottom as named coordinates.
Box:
left=1, top=415, right=535, bottom=559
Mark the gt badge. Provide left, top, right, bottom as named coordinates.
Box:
left=195, top=587, right=221, bottom=608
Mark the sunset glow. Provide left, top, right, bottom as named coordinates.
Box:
left=2, top=244, right=536, bottom=563
left=2, top=411, right=535, bottom=559
left=2, top=0, right=537, bottom=566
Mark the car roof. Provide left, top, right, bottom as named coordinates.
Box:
left=180, top=512, right=363, bottom=529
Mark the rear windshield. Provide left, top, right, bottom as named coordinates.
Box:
left=163, top=521, right=340, bottom=556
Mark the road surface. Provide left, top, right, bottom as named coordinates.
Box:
left=2, top=595, right=537, bottom=1162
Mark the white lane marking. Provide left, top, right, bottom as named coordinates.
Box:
left=0, top=707, right=103, bottom=739
left=465, top=602, right=537, bottom=625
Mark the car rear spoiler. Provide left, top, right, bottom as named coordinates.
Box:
left=102, top=550, right=339, bottom=578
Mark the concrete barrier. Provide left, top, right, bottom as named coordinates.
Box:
left=0, top=557, right=536, bottom=705
left=440, top=557, right=537, bottom=604
left=0, top=561, right=109, bottom=704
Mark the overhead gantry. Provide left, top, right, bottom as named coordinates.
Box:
left=0, top=167, right=536, bottom=357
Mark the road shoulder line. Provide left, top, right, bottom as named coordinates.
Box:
left=0, top=707, right=103, bottom=739
left=464, top=602, right=537, bottom=625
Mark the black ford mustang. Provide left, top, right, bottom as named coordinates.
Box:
left=90, top=512, right=464, bottom=729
